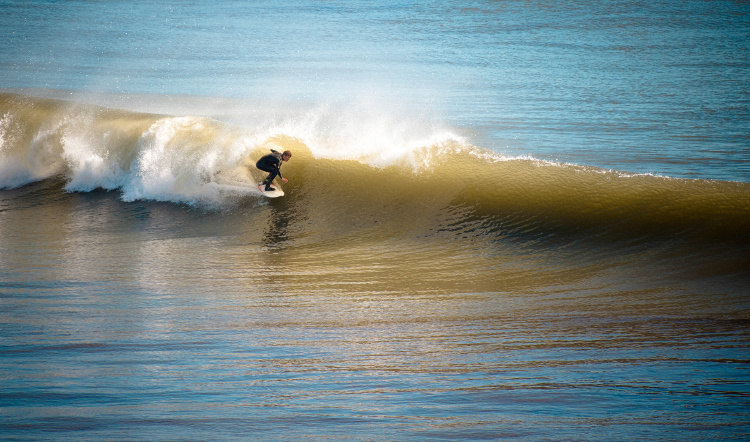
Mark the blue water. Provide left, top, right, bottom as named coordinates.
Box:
left=2, top=1, right=750, bottom=441
left=2, top=0, right=748, bottom=181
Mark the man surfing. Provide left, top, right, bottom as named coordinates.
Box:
left=255, top=149, right=291, bottom=191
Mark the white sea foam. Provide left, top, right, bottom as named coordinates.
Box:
left=62, top=131, right=125, bottom=192
left=0, top=114, right=70, bottom=189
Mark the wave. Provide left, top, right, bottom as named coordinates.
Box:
left=2, top=92, right=749, bottom=245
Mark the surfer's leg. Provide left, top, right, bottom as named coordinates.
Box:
left=263, top=170, right=278, bottom=189
left=256, top=164, right=278, bottom=189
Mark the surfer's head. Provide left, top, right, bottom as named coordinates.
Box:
left=282, top=151, right=292, bottom=161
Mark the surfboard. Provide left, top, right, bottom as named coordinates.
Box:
left=257, top=183, right=285, bottom=198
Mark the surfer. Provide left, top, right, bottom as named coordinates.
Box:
left=256, top=149, right=291, bottom=191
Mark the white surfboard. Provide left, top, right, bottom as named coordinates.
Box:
left=257, top=183, right=285, bottom=198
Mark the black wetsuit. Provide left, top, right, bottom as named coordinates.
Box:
left=256, top=151, right=284, bottom=188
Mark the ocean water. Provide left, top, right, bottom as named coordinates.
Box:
left=1, top=1, right=750, bottom=440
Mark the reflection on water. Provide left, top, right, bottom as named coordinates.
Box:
left=1, top=183, right=749, bottom=440
left=262, top=198, right=293, bottom=251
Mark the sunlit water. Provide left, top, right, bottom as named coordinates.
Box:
left=1, top=0, right=750, bottom=440
left=3, top=0, right=749, bottom=181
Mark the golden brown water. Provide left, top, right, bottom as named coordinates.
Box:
left=2, top=94, right=749, bottom=440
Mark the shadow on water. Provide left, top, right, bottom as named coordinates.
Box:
left=0, top=177, right=72, bottom=210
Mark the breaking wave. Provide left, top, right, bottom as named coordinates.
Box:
left=2, top=92, right=749, bottom=246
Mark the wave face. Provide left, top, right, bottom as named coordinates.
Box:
left=2, top=92, right=749, bottom=247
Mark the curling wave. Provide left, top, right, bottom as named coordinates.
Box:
left=1, top=92, right=749, bottom=246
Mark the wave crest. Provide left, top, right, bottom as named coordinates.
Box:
left=2, top=92, right=749, bottom=244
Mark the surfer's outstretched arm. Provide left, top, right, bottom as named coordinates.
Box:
left=278, top=151, right=291, bottom=183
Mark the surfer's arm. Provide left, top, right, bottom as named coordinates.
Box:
left=276, top=164, right=287, bottom=183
